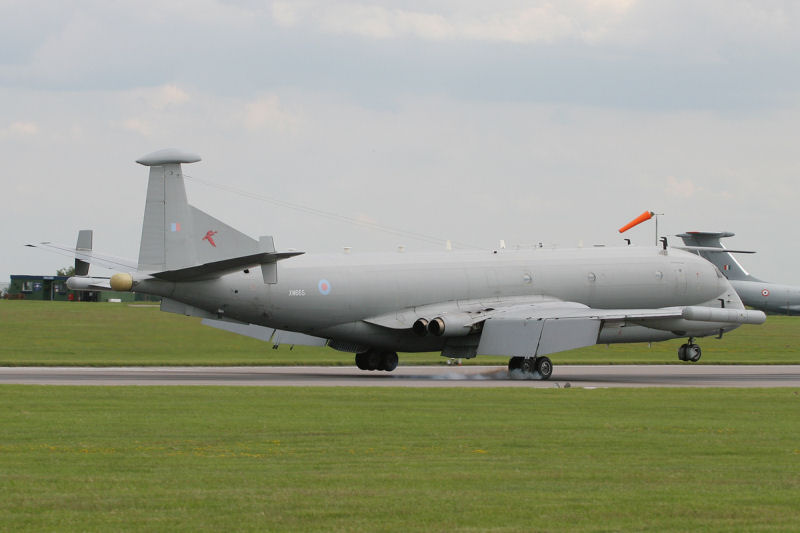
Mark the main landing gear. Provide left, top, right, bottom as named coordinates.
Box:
left=508, top=356, right=553, bottom=380
left=355, top=350, right=399, bottom=372
left=678, top=338, right=702, bottom=362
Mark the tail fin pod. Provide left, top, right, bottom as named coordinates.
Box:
left=675, top=231, right=733, bottom=249
left=136, top=149, right=257, bottom=273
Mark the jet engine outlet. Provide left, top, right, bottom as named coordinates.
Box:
left=110, top=273, right=134, bottom=291
left=412, top=318, right=429, bottom=337
left=428, top=313, right=476, bottom=337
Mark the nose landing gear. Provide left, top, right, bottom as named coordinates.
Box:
left=678, top=338, right=702, bottom=362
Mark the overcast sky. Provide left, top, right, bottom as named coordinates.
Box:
left=3, top=0, right=800, bottom=283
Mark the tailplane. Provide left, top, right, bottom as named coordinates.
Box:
left=675, top=231, right=759, bottom=282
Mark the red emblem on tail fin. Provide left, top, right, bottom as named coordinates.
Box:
left=203, top=230, right=218, bottom=247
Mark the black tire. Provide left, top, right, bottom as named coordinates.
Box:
left=521, top=358, right=536, bottom=374
left=678, top=344, right=688, bottom=361
left=382, top=352, right=399, bottom=372
left=355, top=353, right=368, bottom=370
left=688, top=345, right=702, bottom=362
left=536, top=356, right=553, bottom=380
left=508, top=356, right=523, bottom=371
left=366, top=351, right=381, bottom=371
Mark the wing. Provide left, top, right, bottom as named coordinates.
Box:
left=363, top=297, right=765, bottom=358
left=362, top=295, right=568, bottom=330
left=475, top=302, right=675, bottom=357
left=201, top=318, right=328, bottom=348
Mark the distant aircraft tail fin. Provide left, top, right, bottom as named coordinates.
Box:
left=675, top=231, right=760, bottom=282
left=74, top=229, right=92, bottom=276
left=136, top=149, right=260, bottom=273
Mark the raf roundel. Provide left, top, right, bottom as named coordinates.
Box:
left=318, top=279, right=332, bottom=295
left=762, top=289, right=770, bottom=297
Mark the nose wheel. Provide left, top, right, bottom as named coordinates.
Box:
left=678, top=339, right=702, bottom=362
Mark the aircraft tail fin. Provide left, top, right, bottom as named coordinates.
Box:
left=136, top=149, right=259, bottom=273
left=74, top=229, right=93, bottom=276
left=675, top=231, right=759, bottom=281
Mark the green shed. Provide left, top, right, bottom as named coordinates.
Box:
left=7, top=275, right=137, bottom=302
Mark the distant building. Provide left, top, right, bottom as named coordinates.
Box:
left=7, top=275, right=138, bottom=302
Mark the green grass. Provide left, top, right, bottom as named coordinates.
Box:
left=2, top=300, right=800, bottom=366
left=1, top=386, right=799, bottom=531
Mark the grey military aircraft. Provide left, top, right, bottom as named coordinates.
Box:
left=677, top=231, right=800, bottom=315
left=50, top=149, right=766, bottom=379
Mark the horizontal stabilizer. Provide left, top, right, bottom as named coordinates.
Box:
left=26, top=241, right=138, bottom=272
left=151, top=251, right=303, bottom=282
left=675, top=246, right=755, bottom=254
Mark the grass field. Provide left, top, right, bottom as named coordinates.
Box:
left=1, top=300, right=800, bottom=366
left=2, top=386, right=799, bottom=531
left=3, top=302, right=800, bottom=531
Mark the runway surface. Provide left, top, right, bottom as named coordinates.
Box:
left=2, top=365, right=800, bottom=388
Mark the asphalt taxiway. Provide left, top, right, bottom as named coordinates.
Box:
left=1, top=365, right=799, bottom=388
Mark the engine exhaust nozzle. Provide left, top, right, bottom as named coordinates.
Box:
left=428, top=317, right=446, bottom=336
left=412, top=318, right=429, bottom=337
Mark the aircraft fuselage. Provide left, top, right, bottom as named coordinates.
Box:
left=134, top=245, right=737, bottom=351
left=730, top=280, right=800, bottom=315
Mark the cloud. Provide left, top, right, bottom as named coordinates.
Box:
left=271, top=2, right=454, bottom=40
left=1, top=121, right=38, bottom=138
left=2, top=2, right=800, bottom=114
left=151, top=84, right=190, bottom=110
left=4, top=1, right=800, bottom=284
left=270, top=1, right=638, bottom=44
left=664, top=176, right=701, bottom=198
left=242, top=94, right=300, bottom=133
left=0, top=2, right=262, bottom=90
left=121, top=118, right=152, bottom=137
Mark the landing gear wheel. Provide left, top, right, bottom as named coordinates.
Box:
left=678, top=344, right=688, bottom=362
left=356, top=350, right=399, bottom=372
left=520, top=358, right=536, bottom=374
left=508, top=357, right=523, bottom=371
left=678, top=343, right=701, bottom=362
left=381, top=351, right=399, bottom=372
left=536, top=356, right=553, bottom=380
left=366, top=351, right=381, bottom=371
left=687, top=345, right=702, bottom=362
